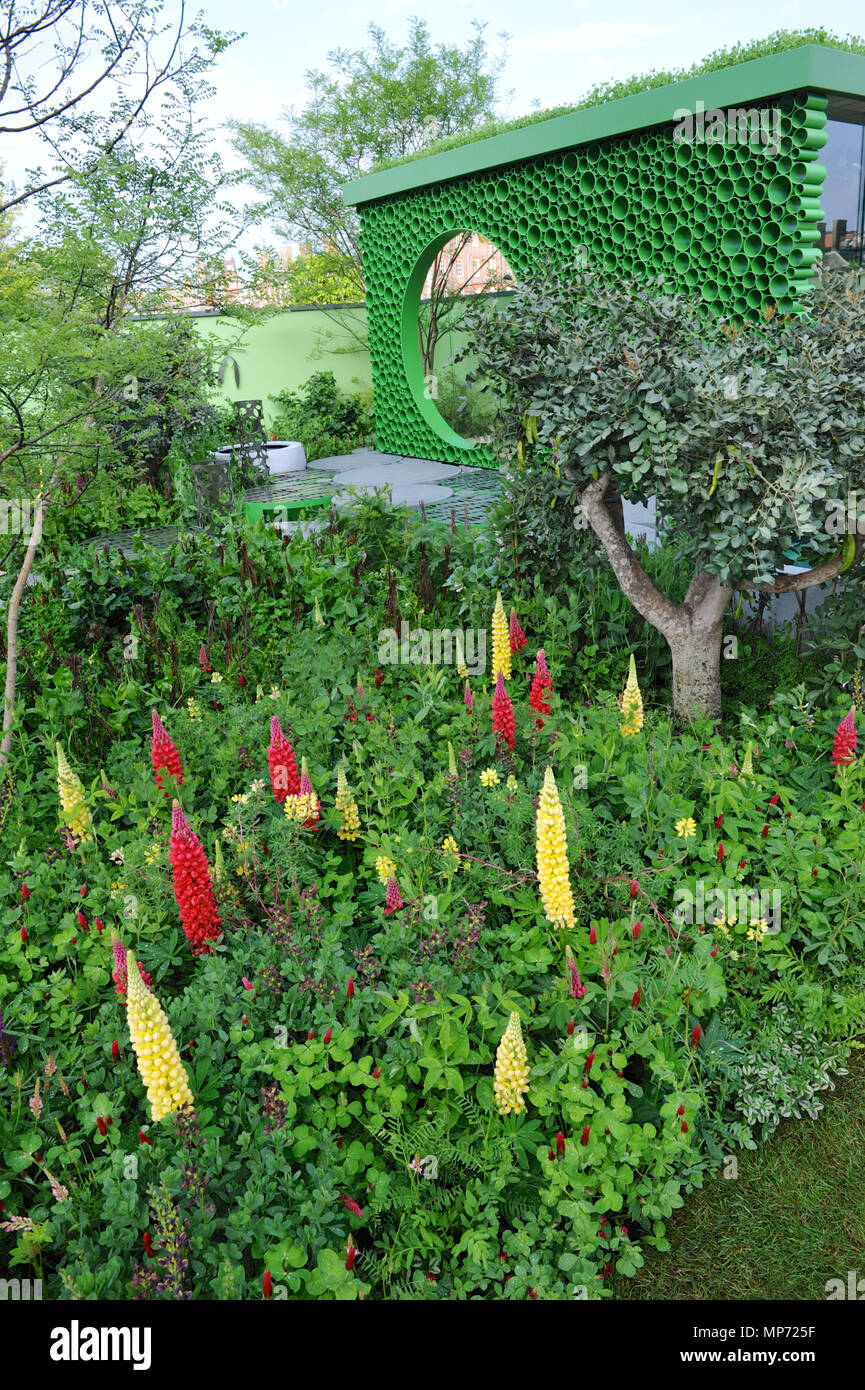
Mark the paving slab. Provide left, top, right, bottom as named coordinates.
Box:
left=333, top=481, right=453, bottom=510
left=332, top=461, right=461, bottom=487
left=312, top=451, right=402, bottom=470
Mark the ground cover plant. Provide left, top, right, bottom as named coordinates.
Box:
left=2, top=510, right=864, bottom=1300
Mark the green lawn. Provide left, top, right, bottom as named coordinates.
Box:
left=613, top=1051, right=865, bottom=1301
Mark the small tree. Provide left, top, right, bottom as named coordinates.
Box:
left=231, top=17, right=509, bottom=351
left=463, top=261, right=865, bottom=721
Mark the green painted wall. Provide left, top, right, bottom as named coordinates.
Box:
left=187, top=306, right=371, bottom=427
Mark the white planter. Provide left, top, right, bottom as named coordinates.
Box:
left=216, top=441, right=307, bottom=477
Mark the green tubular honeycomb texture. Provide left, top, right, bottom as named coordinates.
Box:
left=358, top=91, right=828, bottom=467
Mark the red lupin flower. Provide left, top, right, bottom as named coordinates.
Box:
left=96, top=1116, right=108, bottom=1136
left=263, top=1270, right=272, bottom=1299
left=20, top=883, right=30, bottom=902
left=632, top=921, right=642, bottom=940
left=169, top=801, right=222, bottom=957
left=375, top=668, right=382, bottom=688
left=528, top=649, right=553, bottom=727
left=267, top=716, right=300, bottom=802
left=690, top=1023, right=702, bottom=1049
left=143, top=1232, right=154, bottom=1257
left=323, top=1028, right=332, bottom=1044
left=111, top=1040, right=120, bottom=1063
left=717, top=842, right=725, bottom=863
left=492, top=670, right=516, bottom=750
left=346, top=976, right=355, bottom=999
left=345, top=1235, right=357, bottom=1271
left=138, top=1130, right=151, bottom=1145
left=632, top=985, right=642, bottom=1007
left=556, top=1130, right=565, bottom=1159
left=580, top=1125, right=590, bottom=1146
left=831, top=707, right=857, bottom=766
left=151, top=711, right=183, bottom=796
left=509, top=608, right=527, bottom=653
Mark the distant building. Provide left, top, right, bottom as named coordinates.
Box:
left=421, top=231, right=514, bottom=299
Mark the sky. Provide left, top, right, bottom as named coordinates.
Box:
left=3, top=0, right=865, bottom=252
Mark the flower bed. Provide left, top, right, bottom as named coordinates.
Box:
left=2, top=530, right=864, bottom=1301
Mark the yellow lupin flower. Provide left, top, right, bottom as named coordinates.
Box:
left=125, top=951, right=194, bottom=1123
left=480, top=767, right=499, bottom=788
left=675, top=817, right=697, bottom=838
left=620, top=655, right=644, bottom=737
left=494, top=1012, right=530, bottom=1116
left=491, top=591, right=511, bottom=683
left=335, top=764, right=361, bottom=842
left=375, top=855, right=396, bottom=885
left=535, top=766, right=575, bottom=929
left=447, top=742, right=457, bottom=778
left=55, top=743, right=93, bottom=842
left=441, top=836, right=459, bottom=872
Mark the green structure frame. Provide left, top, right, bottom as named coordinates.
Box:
left=342, top=45, right=865, bottom=467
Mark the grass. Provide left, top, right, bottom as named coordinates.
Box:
left=612, top=1049, right=865, bottom=1300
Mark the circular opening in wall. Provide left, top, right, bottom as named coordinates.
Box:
left=562, top=152, right=578, bottom=176
left=526, top=224, right=541, bottom=247
left=411, top=231, right=517, bottom=448
left=495, top=179, right=509, bottom=201
left=612, top=195, right=629, bottom=220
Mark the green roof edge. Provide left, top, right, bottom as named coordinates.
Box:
left=342, top=44, right=865, bottom=207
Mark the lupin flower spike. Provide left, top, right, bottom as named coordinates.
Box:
left=535, top=767, right=575, bottom=929
left=268, top=716, right=300, bottom=802
left=493, top=1012, right=530, bottom=1116
left=529, top=649, right=553, bottom=727
left=509, top=608, right=527, bottom=653
left=335, top=764, right=360, bottom=842
left=151, top=711, right=183, bottom=796
left=125, top=950, right=194, bottom=1122
left=831, top=707, right=857, bottom=766
left=492, top=670, right=516, bottom=750
left=55, top=743, right=93, bottom=842
left=620, top=654, right=644, bottom=737
left=491, top=591, right=511, bottom=683
left=169, top=801, right=222, bottom=956
left=284, top=757, right=320, bottom=828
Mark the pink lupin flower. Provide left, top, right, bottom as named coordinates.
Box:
left=267, top=716, right=300, bottom=803
left=110, top=931, right=152, bottom=1001
left=509, top=608, right=527, bottom=653
left=831, top=707, right=857, bottom=766
left=199, top=644, right=212, bottom=673
left=529, top=649, right=553, bottom=727
left=463, top=680, right=474, bottom=712
left=384, top=876, right=403, bottom=915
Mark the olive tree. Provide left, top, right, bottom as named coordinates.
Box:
left=463, top=262, right=865, bottom=721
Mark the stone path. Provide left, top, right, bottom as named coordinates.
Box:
left=86, top=451, right=502, bottom=555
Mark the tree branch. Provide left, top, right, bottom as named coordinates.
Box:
left=762, top=535, right=865, bottom=593
left=579, top=470, right=683, bottom=637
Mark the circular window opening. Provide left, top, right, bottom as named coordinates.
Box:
left=414, top=231, right=515, bottom=446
